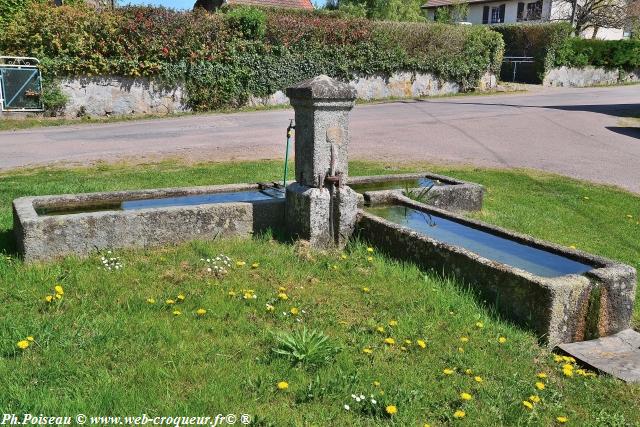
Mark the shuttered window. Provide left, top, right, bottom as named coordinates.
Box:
left=490, top=4, right=505, bottom=23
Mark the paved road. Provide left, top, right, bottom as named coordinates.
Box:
left=1, top=85, right=639, bottom=192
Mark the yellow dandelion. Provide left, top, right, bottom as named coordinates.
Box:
left=26, top=336, right=34, bottom=342
left=460, top=336, right=469, bottom=343
left=236, top=261, right=246, bottom=267
left=535, top=382, right=545, bottom=390
left=569, top=245, right=577, bottom=249
left=196, top=308, right=207, bottom=316
left=367, top=247, right=374, bottom=253
left=44, top=295, right=53, bottom=303
left=563, top=368, right=574, bottom=377
left=556, top=416, right=568, bottom=424
left=554, top=355, right=564, bottom=363
left=562, top=356, right=576, bottom=363
left=251, top=262, right=259, bottom=268
left=362, top=287, right=370, bottom=293
left=373, top=380, right=381, bottom=387
left=146, top=298, right=156, bottom=304
left=417, top=339, right=427, bottom=349
left=266, top=304, right=275, bottom=312
left=384, top=337, right=396, bottom=345
left=228, top=291, right=236, bottom=297
left=475, top=321, right=484, bottom=328
left=376, top=326, right=385, bottom=333
left=340, top=254, right=348, bottom=260
left=16, top=340, right=29, bottom=350
left=290, top=307, right=299, bottom=315
left=537, top=372, right=548, bottom=379
left=277, top=292, right=288, bottom=300
left=172, top=310, right=182, bottom=316
left=465, top=369, right=473, bottom=375
left=54, top=285, right=64, bottom=295
left=277, top=381, right=289, bottom=390
left=176, top=294, right=185, bottom=301
left=453, top=410, right=466, bottom=419
left=404, top=339, right=412, bottom=345
left=443, top=368, right=455, bottom=375
left=458, top=347, right=465, bottom=353
left=389, top=320, right=398, bottom=326
left=278, top=286, right=287, bottom=292
left=475, top=376, right=483, bottom=383
left=424, top=424, right=431, bottom=427
left=529, top=395, right=541, bottom=403
left=367, top=256, right=373, bottom=262
left=385, top=405, right=397, bottom=416
left=55, top=294, right=62, bottom=300
left=498, top=336, right=507, bottom=344
left=362, top=347, right=373, bottom=355
left=166, top=299, right=176, bottom=305
left=523, top=401, right=533, bottom=410
left=460, top=392, right=472, bottom=401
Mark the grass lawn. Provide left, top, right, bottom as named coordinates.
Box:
left=1, top=160, right=639, bottom=426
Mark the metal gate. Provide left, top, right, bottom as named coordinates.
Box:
left=0, top=56, right=44, bottom=112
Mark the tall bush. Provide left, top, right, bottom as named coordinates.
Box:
left=0, top=4, right=504, bottom=111
left=554, top=38, right=640, bottom=70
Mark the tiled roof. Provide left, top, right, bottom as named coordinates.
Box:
left=228, top=0, right=314, bottom=9
left=421, top=0, right=490, bottom=8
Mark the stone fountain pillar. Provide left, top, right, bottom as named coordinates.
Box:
left=285, top=75, right=359, bottom=250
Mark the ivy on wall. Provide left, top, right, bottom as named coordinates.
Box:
left=0, top=4, right=504, bottom=111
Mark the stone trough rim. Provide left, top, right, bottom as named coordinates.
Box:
left=362, top=194, right=627, bottom=280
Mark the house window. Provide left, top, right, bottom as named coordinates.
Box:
left=526, top=0, right=542, bottom=20
left=518, top=0, right=542, bottom=21
left=483, top=4, right=504, bottom=24
left=490, top=5, right=505, bottom=23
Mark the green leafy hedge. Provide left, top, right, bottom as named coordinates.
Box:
left=0, top=4, right=503, bottom=111
left=554, top=38, right=640, bottom=70
left=492, top=22, right=573, bottom=81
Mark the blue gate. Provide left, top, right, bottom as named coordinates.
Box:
left=0, top=57, right=43, bottom=112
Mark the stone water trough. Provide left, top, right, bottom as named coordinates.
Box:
left=12, top=75, right=637, bottom=372
left=13, top=174, right=482, bottom=262
left=357, top=195, right=636, bottom=348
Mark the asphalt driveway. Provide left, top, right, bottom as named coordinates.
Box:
left=1, top=85, right=639, bottom=192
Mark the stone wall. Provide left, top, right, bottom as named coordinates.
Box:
left=60, top=77, right=188, bottom=118
left=543, top=66, right=640, bottom=87
left=57, top=71, right=497, bottom=118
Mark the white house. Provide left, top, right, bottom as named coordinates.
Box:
left=421, top=0, right=626, bottom=39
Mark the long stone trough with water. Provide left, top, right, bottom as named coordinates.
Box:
left=12, top=75, right=637, bottom=370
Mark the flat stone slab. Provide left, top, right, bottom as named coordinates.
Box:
left=557, top=329, right=640, bottom=383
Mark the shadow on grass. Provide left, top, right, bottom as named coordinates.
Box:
left=0, top=229, right=18, bottom=257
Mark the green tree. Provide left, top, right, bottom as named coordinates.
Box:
left=325, top=0, right=426, bottom=21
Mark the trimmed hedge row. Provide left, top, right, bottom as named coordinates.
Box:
left=0, top=4, right=503, bottom=111
left=554, top=38, right=640, bottom=70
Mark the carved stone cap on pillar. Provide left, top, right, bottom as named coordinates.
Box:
left=286, top=75, right=357, bottom=101
left=286, top=75, right=357, bottom=188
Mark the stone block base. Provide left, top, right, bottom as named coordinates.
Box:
left=285, top=183, right=358, bottom=249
